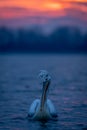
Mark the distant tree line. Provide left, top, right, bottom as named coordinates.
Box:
left=0, top=26, right=87, bottom=53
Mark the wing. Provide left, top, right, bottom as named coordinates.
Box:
left=28, top=99, right=40, bottom=117
left=47, top=99, right=57, bottom=117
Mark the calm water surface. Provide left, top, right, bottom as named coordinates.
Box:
left=0, top=54, right=87, bottom=130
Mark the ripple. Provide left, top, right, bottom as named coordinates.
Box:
left=11, top=115, right=26, bottom=121
left=82, top=127, right=87, bottom=130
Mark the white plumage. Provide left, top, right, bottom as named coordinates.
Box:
left=28, top=70, right=57, bottom=120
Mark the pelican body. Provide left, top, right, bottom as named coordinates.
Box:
left=28, top=70, right=57, bottom=121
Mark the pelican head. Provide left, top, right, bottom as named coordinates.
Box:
left=39, top=70, right=51, bottom=111
left=39, top=70, right=51, bottom=85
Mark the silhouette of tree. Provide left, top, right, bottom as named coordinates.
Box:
left=0, top=26, right=87, bottom=53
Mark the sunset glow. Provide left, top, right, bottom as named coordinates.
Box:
left=0, top=0, right=87, bottom=28
left=45, top=3, right=62, bottom=10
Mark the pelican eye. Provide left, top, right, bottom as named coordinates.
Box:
left=46, top=74, right=48, bottom=77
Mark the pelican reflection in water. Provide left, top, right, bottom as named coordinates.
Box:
left=28, top=70, right=57, bottom=121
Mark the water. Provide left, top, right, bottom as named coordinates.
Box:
left=0, top=53, right=87, bottom=130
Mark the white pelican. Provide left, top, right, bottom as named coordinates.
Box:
left=28, top=70, right=57, bottom=121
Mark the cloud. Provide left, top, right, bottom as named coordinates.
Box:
left=74, top=2, right=87, bottom=6
left=0, top=13, right=87, bottom=28
left=0, top=6, right=66, bottom=19
left=0, top=0, right=87, bottom=31
left=0, top=6, right=39, bottom=19
left=0, top=6, right=28, bottom=13
left=63, top=2, right=87, bottom=22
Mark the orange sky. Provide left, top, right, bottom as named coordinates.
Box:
left=0, top=0, right=87, bottom=28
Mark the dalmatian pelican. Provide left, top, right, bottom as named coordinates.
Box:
left=28, top=70, right=57, bottom=121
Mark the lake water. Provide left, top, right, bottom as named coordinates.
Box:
left=0, top=53, right=87, bottom=130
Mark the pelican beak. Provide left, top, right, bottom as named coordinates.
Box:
left=40, top=81, right=50, bottom=111
left=43, top=81, right=50, bottom=93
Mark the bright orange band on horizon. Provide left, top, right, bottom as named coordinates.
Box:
left=0, top=0, right=87, bottom=28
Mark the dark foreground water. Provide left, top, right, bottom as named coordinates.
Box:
left=0, top=54, right=87, bottom=130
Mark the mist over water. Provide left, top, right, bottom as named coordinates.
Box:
left=0, top=54, right=87, bottom=130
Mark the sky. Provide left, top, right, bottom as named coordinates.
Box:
left=0, top=0, right=87, bottom=32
